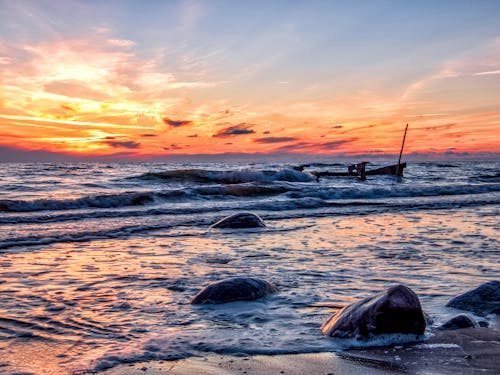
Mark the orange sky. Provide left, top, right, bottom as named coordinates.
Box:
left=1, top=2, right=499, bottom=159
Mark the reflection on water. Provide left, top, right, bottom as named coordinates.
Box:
left=0, top=207, right=498, bottom=374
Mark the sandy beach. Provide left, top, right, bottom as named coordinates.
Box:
left=101, top=327, right=500, bottom=375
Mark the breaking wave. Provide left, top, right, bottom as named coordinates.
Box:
left=134, top=168, right=315, bottom=184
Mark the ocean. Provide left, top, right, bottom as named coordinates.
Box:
left=0, top=161, right=498, bottom=374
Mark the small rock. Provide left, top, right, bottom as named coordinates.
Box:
left=446, top=281, right=500, bottom=316
left=438, top=314, right=479, bottom=330
left=321, top=284, right=426, bottom=339
left=211, top=213, right=265, bottom=229
left=191, top=277, right=277, bottom=304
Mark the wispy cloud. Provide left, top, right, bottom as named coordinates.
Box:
left=162, top=117, right=193, bottom=127
left=212, top=123, right=255, bottom=137
left=473, top=69, right=500, bottom=76
left=253, top=136, right=297, bottom=143
left=0, top=114, right=157, bottom=130
left=105, top=140, right=141, bottom=149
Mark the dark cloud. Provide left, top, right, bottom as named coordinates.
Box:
left=319, top=140, right=355, bottom=148
left=332, top=125, right=343, bottom=129
left=162, top=117, right=192, bottom=127
left=423, top=123, right=456, bottom=131
left=273, top=138, right=356, bottom=152
left=254, top=137, right=297, bottom=144
left=263, top=130, right=271, bottom=134
left=274, top=142, right=312, bottom=152
left=212, top=123, right=255, bottom=138
left=337, top=124, right=375, bottom=134
left=164, top=144, right=183, bottom=150
left=141, top=133, right=157, bottom=137
left=106, top=140, right=141, bottom=149
left=187, top=134, right=198, bottom=138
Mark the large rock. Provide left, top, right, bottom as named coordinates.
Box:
left=446, top=281, right=500, bottom=316
left=191, top=277, right=277, bottom=304
left=321, top=284, right=426, bottom=339
left=438, top=314, right=479, bottom=330
left=210, top=213, right=265, bottom=229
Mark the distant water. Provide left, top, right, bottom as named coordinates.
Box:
left=0, top=161, right=498, bottom=374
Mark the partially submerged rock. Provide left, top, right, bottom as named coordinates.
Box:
left=191, top=277, right=277, bottom=304
left=211, top=213, right=265, bottom=229
left=321, top=284, right=426, bottom=339
left=446, top=281, right=500, bottom=316
left=439, top=314, right=479, bottom=330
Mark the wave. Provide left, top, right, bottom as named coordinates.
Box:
left=0, top=184, right=291, bottom=213
left=135, top=168, right=315, bottom=184
left=2, top=194, right=498, bottom=249
left=2, top=180, right=499, bottom=215
left=0, top=220, right=194, bottom=251
left=470, top=172, right=500, bottom=183
left=0, top=191, right=158, bottom=212
left=287, top=183, right=500, bottom=200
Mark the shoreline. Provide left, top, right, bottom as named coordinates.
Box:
left=99, top=327, right=500, bottom=375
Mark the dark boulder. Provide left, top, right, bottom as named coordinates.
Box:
left=211, top=213, right=265, bottom=229
left=446, top=281, right=500, bottom=316
left=191, top=277, right=277, bottom=304
left=438, top=314, right=479, bottom=330
left=321, top=284, right=426, bottom=339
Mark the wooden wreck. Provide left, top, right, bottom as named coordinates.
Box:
left=306, top=124, right=409, bottom=181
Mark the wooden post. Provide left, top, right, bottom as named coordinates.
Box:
left=397, top=124, right=408, bottom=176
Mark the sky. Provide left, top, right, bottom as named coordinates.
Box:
left=0, top=0, right=499, bottom=160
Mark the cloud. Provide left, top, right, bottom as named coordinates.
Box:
left=187, top=134, right=198, bottom=138
left=0, top=114, right=156, bottom=130
left=163, top=143, right=184, bottom=151
left=274, top=141, right=312, bottom=152
left=253, top=137, right=297, bottom=143
left=402, top=37, right=500, bottom=100
left=473, top=69, right=500, bottom=76
left=105, top=140, right=141, bottom=149
left=273, top=138, right=356, bottom=153
left=162, top=117, right=192, bottom=127
left=212, top=123, right=255, bottom=138
left=107, top=39, right=136, bottom=48
left=141, top=133, right=157, bottom=137
left=319, top=140, right=356, bottom=149
left=0, top=57, right=13, bottom=65
left=44, top=80, right=110, bottom=101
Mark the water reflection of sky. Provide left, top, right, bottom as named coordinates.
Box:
left=0, top=206, right=498, bottom=374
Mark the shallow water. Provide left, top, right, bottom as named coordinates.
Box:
left=0, top=161, right=498, bottom=374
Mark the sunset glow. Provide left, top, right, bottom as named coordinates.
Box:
left=1, top=1, right=499, bottom=160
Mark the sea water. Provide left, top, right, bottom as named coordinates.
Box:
left=0, top=161, right=498, bottom=374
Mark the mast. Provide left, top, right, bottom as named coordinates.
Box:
left=397, top=124, right=408, bottom=176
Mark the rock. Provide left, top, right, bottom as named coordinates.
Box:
left=321, top=284, right=426, bottom=339
left=191, top=277, right=277, bottom=304
left=439, top=314, right=479, bottom=330
left=211, top=213, right=265, bottom=229
left=423, top=311, right=434, bottom=326
left=446, top=281, right=500, bottom=316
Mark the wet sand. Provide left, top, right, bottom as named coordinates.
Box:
left=101, top=327, right=500, bottom=375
